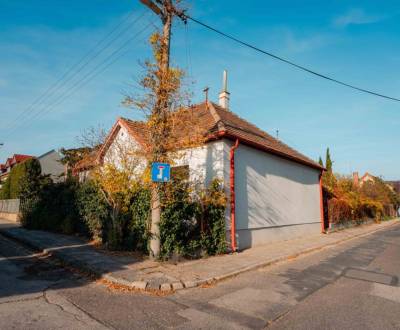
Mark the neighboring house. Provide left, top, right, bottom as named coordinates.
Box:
left=0, top=154, right=33, bottom=188
left=73, top=150, right=98, bottom=182
left=386, top=181, right=400, bottom=194
left=360, top=172, right=377, bottom=185
left=75, top=74, right=325, bottom=250
left=37, top=150, right=66, bottom=182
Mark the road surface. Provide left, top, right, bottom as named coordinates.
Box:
left=1, top=223, right=400, bottom=329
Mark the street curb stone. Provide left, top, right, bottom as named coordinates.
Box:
left=0, top=220, right=398, bottom=294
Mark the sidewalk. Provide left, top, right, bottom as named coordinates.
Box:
left=0, top=218, right=398, bottom=292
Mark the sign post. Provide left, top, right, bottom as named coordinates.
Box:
left=151, top=163, right=171, bottom=182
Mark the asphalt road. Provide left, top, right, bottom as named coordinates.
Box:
left=1, top=223, right=400, bottom=329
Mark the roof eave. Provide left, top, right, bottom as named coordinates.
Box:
left=209, top=130, right=325, bottom=172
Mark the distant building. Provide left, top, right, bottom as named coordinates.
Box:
left=360, top=172, right=376, bottom=185
left=0, top=154, right=33, bottom=188
left=386, top=181, right=400, bottom=194
left=37, top=150, right=65, bottom=182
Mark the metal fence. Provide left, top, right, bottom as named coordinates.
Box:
left=0, top=199, right=20, bottom=214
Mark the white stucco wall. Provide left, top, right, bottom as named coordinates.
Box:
left=103, top=128, right=322, bottom=250
left=174, top=140, right=228, bottom=187
left=226, top=140, right=321, bottom=249
left=103, top=126, right=146, bottom=174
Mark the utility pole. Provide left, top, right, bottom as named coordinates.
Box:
left=139, top=0, right=186, bottom=258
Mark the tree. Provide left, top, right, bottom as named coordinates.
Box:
left=124, top=0, right=189, bottom=258
left=325, top=148, right=333, bottom=173
left=321, top=147, right=336, bottom=193
left=318, top=156, right=323, bottom=167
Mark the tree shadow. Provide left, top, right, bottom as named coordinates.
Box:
left=0, top=220, right=150, bottom=300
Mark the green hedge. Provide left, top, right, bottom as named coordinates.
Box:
left=0, top=158, right=43, bottom=199
left=21, top=176, right=227, bottom=259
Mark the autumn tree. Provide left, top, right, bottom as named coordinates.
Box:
left=122, top=0, right=204, bottom=258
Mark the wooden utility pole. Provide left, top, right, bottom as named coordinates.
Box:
left=139, top=0, right=186, bottom=258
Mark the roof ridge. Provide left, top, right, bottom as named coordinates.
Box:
left=207, top=101, right=225, bottom=131
left=212, top=102, right=273, bottom=138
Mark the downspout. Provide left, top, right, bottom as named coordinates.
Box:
left=319, top=173, right=325, bottom=233
left=230, top=139, right=239, bottom=252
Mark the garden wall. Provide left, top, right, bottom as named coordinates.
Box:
left=0, top=199, right=20, bottom=222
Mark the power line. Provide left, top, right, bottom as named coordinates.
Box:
left=4, top=9, right=148, bottom=131
left=3, top=21, right=154, bottom=140
left=186, top=15, right=400, bottom=102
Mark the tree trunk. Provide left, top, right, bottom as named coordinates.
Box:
left=150, top=185, right=161, bottom=257
left=149, top=5, right=172, bottom=259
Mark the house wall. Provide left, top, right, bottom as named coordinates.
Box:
left=103, top=126, right=146, bottom=174
left=38, top=150, right=65, bottom=182
left=174, top=140, right=229, bottom=187
left=227, top=141, right=321, bottom=250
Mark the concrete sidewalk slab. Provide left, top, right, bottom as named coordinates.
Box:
left=0, top=218, right=398, bottom=292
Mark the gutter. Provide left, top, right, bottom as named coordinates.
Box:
left=230, top=138, right=239, bottom=252
left=208, top=130, right=325, bottom=172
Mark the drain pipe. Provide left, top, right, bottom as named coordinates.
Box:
left=230, top=139, right=239, bottom=252
left=319, top=173, right=325, bottom=233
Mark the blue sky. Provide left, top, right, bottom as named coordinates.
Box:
left=0, top=0, right=399, bottom=179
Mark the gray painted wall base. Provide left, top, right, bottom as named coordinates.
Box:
left=231, top=222, right=321, bottom=250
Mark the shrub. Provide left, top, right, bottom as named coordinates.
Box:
left=159, top=178, right=227, bottom=259
left=76, top=181, right=109, bottom=242
left=21, top=178, right=86, bottom=235
left=1, top=158, right=43, bottom=199
left=160, top=179, right=199, bottom=258
left=126, top=186, right=151, bottom=253
left=199, top=179, right=227, bottom=255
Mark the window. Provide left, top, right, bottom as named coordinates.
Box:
left=171, top=165, right=189, bottom=181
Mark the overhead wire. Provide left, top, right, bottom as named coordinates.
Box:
left=4, top=10, right=148, bottom=133
left=3, top=20, right=155, bottom=139
left=186, top=15, right=400, bottom=102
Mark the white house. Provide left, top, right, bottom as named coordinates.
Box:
left=86, top=75, right=324, bottom=251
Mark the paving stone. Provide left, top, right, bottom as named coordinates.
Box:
left=172, top=282, right=184, bottom=290
left=130, top=281, right=148, bottom=290
left=183, top=281, right=197, bottom=288
left=160, top=283, right=172, bottom=292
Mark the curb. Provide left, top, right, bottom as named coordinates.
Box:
left=0, top=220, right=398, bottom=293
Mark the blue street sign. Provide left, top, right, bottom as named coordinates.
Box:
left=151, top=163, right=171, bottom=182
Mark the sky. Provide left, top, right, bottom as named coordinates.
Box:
left=0, top=0, right=400, bottom=179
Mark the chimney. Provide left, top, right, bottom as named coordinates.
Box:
left=353, top=172, right=359, bottom=187
left=218, top=70, right=230, bottom=110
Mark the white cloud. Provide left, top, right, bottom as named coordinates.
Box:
left=334, top=9, right=384, bottom=28
left=283, top=31, right=337, bottom=54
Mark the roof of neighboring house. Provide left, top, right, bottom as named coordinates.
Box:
left=38, top=149, right=57, bottom=159
left=95, top=101, right=323, bottom=171
left=73, top=151, right=98, bottom=173
left=360, top=172, right=376, bottom=182
left=1, top=154, right=33, bottom=170
left=386, top=181, right=400, bottom=193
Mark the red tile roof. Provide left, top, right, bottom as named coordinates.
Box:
left=96, top=102, right=323, bottom=171
left=1, top=154, right=33, bottom=170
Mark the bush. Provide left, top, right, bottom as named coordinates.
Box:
left=160, top=179, right=199, bottom=258
left=159, top=178, right=227, bottom=259
left=20, top=174, right=227, bottom=259
left=0, top=158, right=43, bottom=199
left=126, top=187, right=151, bottom=253
left=199, top=179, right=227, bottom=255
left=76, top=181, right=109, bottom=242
left=21, top=178, right=86, bottom=235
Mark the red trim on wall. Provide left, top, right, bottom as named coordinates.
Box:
left=319, top=174, right=325, bottom=233
left=230, top=139, right=239, bottom=252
